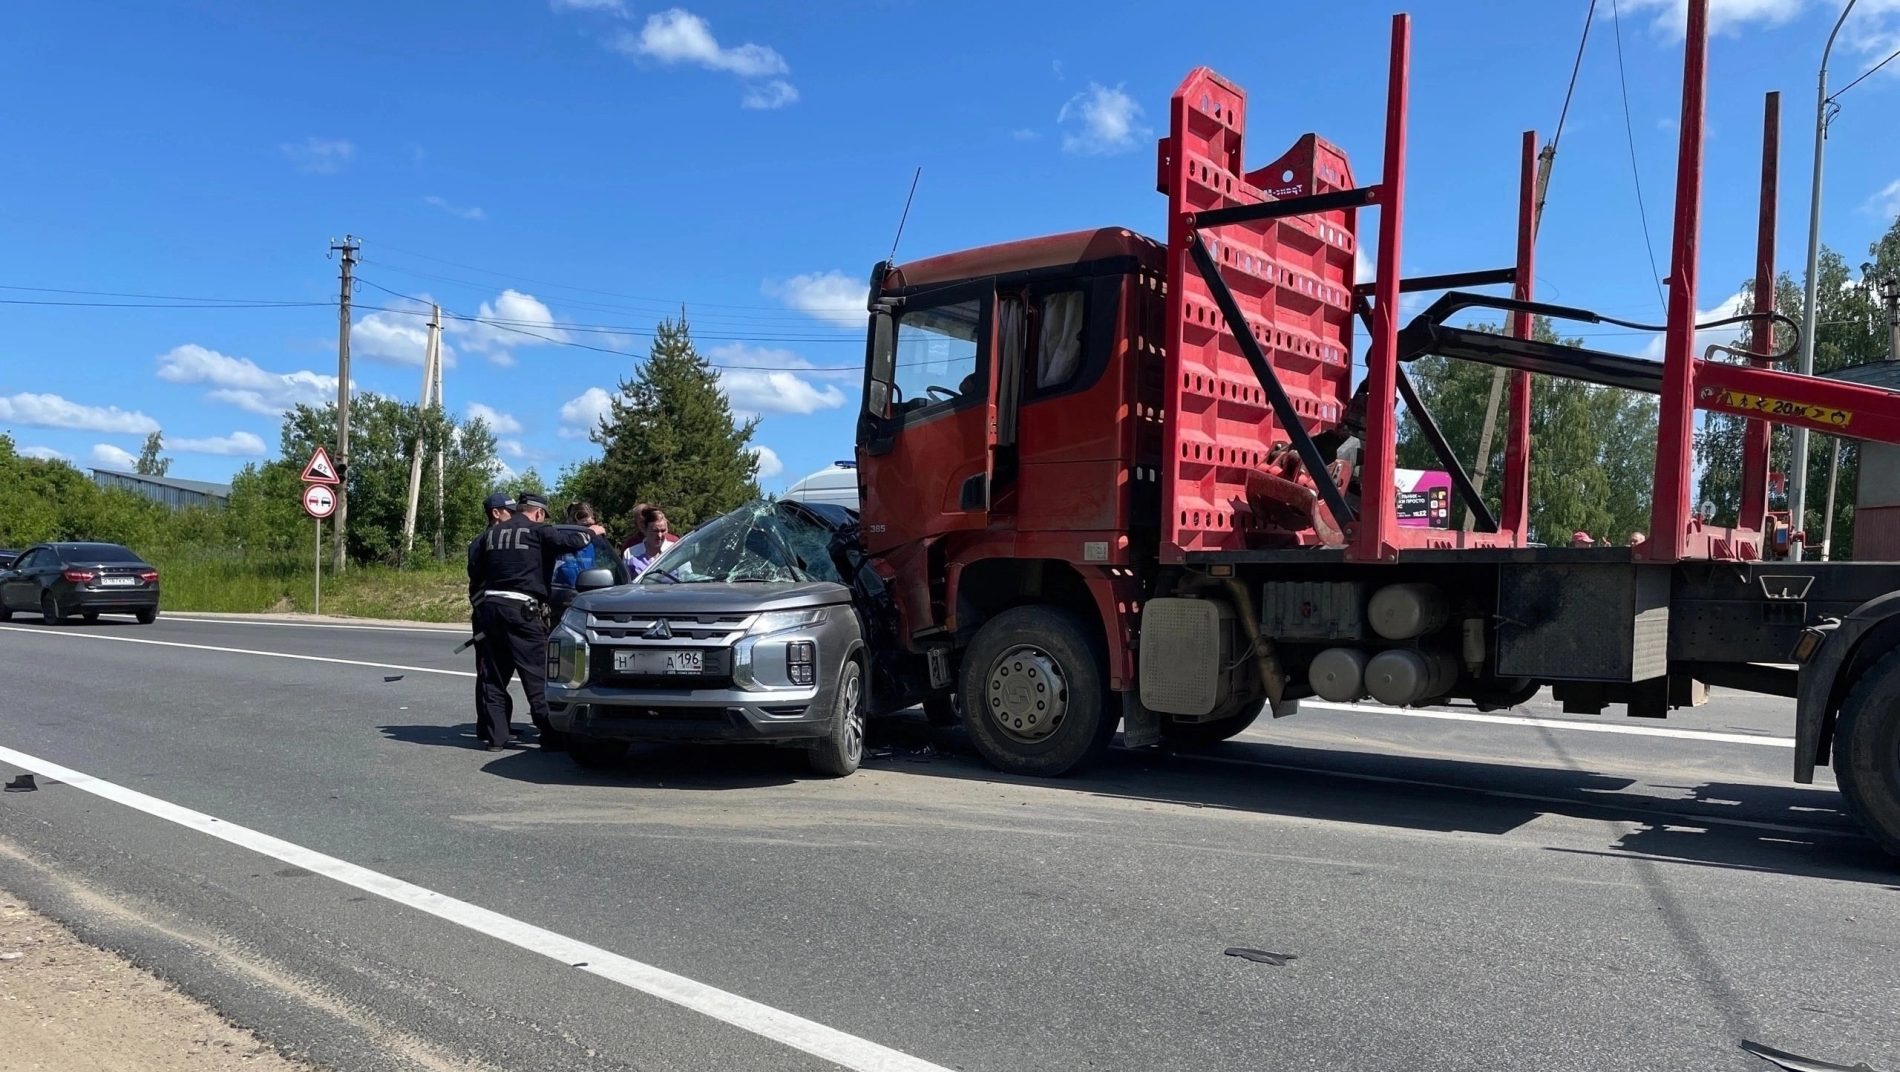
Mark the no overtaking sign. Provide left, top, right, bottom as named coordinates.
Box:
left=302, top=483, right=337, bottom=519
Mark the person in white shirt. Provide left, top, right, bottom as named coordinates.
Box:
left=623, top=503, right=679, bottom=578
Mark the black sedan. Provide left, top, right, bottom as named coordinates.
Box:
left=0, top=542, right=161, bottom=624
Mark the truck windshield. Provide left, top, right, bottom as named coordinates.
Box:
left=636, top=501, right=844, bottom=585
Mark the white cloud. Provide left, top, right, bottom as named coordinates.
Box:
left=353, top=296, right=452, bottom=369
left=1058, top=83, right=1146, bottom=156
left=89, top=443, right=139, bottom=470
left=1870, top=178, right=1900, bottom=219
left=0, top=393, right=159, bottom=435
left=466, top=402, right=524, bottom=436
left=156, top=343, right=341, bottom=417
left=742, top=79, right=799, bottom=110
left=709, top=343, right=849, bottom=416
left=751, top=445, right=784, bottom=479
left=1620, top=0, right=1806, bottom=37
left=550, top=0, right=625, bottom=11
left=559, top=386, right=616, bottom=439
left=1640, top=288, right=1752, bottom=360
left=625, top=9, right=788, bottom=76
left=764, top=271, right=866, bottom=329
left=280, top=137, right=355, bottom=174
left=498, top=438, right=529, bottom=460
left=170, top=431, right=268, bottom=457
left=614, top=9, right=796, bottom=107
left=423, top=195, right=486, bottom=221
left=19, top=445, right=71, bottom=462
left=447, top=289, right=566, bottom=362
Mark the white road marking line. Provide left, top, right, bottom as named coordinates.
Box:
left=0, top=743, right=954, bottom=1072
left=0, top=625, right=473, bottom=678
left=164, top=615, right=457, bottom=635
left=1285, top=700, right=1795, bottom=748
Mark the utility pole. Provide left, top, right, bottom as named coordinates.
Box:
left=1464, top=144, right=1556, bottom=529
left=400, top=306, right=440, bottom=563
left=330, top=235, right=359, bottom=572
left=1789, top=0, right=1860, bottom=560
left=431, top=304, right=446, bottom=560
left=1881, top=271, right=1900, bottom=363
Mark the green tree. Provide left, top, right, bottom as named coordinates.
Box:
left=135, top=431, right=171, bottom=476
left=0, top=434, right=171, bottom=548
left=269, top=395, right=500, bottom=565
left=1695, top=216, right=1898, bottom=557
left=1398, top=316, right=1658, bottom=544
left=574, top=315, right=760, bottom=528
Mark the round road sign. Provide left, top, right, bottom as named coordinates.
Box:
left=302, top=483, right=337, bottom=519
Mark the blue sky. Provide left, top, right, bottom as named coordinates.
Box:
left=3, top=0, right=1897, bottom=493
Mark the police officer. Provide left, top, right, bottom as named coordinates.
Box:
left=466, top=490, right=590, bottom=751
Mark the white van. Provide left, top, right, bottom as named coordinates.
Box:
left=785, top=462, right=859, bottom=511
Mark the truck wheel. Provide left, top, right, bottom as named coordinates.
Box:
left=959, top=606, right=1115, bottom=777
left=807, top=658, right=865, bottom=777
left=922, top=693, right=961, bottom=728
left=1161, top=702, right=1263, bottom=747
left=567, top=737, right=624, bottom=770
left=1833, top=649, right=1900, bottom=858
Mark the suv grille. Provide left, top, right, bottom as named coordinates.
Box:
left=584, top=610, right=755, bottom=645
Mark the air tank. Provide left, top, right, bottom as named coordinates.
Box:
left=1364, top=649, right=1459, bottom=707
left=1368, top=582, right=1451, bottom=640
left=1308, top=647, right=1369, bottom=702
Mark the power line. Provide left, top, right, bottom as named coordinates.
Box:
left=0, top=283, right=324, bottom=305
left=351, top=279, right=860, bottom=369
left=360, top=240, right=855, bottom=314
left=1549, top=0, right=1597, bottom=158
left=1832, top=44, right=1900, bottom=101
left=0, top=298, right=326, bottom=309
left=1609, top=0, right=1668, bottom=317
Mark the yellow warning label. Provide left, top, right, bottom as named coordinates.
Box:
left=1719, top=390, right=1853, bottom=429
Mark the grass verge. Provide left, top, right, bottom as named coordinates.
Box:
left=145, top=549, right=470, bottom=623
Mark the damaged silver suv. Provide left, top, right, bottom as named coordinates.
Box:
left=544, top=500, right=867, bottom=776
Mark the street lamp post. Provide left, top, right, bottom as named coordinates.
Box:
left=1789, top=0, right=1860, bottom=561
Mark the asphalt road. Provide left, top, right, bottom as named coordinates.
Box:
left=2, top=612, right=1896, bottom=1072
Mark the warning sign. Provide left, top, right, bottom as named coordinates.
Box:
left=300, top=445, right=341, bottom=485
left=1719, top=389, right=1853, bottom=429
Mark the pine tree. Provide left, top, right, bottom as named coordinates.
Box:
left=578, top=315, right=761, bottom=529
left=135, top=431, right=171, bottom=476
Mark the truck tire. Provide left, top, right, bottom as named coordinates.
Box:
left=807, top=658, right=865, bottom=777
left=1832, top=649, right=1900, bottom=858
left=959, top=606, right=1116, bottom=777
left=1161, top=703, right=1263, bottom=747
left=567, top=736, right=625, bottom=770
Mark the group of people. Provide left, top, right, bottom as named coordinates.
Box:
left=464, top=491, right=680, bottom=753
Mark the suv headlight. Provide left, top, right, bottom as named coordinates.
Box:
left=733, top=608, right=828, bottom=691
left=747, top=608, right=827, bottom=635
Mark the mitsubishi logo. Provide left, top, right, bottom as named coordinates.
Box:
left=642, top=619, right=673, bottom=640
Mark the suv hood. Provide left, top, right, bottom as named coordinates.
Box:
left=574, top=579, right=850, bottom=615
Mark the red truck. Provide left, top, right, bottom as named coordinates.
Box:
left=849, top=2, right=1900, bottom=856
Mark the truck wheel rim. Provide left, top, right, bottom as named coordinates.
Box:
left=984, top=645, right=1068, bottom=744
left=840, top=667, right=863, bottom=761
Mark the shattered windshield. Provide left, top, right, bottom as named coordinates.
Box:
left=637, top=501, right=846, bottom=585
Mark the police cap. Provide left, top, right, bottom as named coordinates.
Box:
left=483, top=492, right=515, bottom=513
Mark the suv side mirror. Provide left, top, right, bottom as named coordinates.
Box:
left=576, top=568, right=617, bottom=591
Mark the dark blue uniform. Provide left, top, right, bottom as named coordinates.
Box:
left=466, top=515, right=589, bottom=748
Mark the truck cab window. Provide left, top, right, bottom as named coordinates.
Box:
left=892, top=298, right=982, bottom=416
left=1036, top=291, right=1086, bottom=389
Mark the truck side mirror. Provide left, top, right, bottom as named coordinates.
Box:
left=576, top=568, right=617, bottom=591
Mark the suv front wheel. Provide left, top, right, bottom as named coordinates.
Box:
left=807, top=657, right=864, bottom=777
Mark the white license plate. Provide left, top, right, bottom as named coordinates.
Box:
left=99, top=577, right=138, bottom=587
left=614, top=649, right=703, bottom=675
